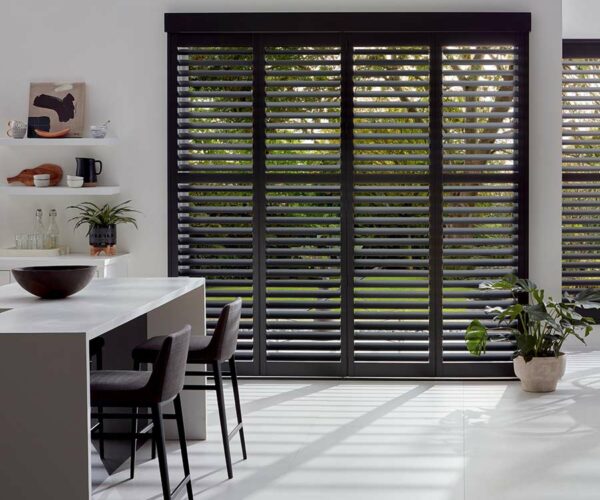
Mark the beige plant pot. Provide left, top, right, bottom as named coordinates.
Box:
left=513, top=354, right=566, bottom=393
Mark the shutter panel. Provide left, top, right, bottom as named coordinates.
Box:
left=264, top=46, right=343, bottom=374
left=352, top=45, right=432, bottom=373
left=441, top=44, right=521, bottom=370
left=563, top=54, right=600, bottom=291
left=175, top=44, right=255, bottom=365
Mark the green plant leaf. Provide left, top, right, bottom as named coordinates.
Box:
left=465, top=320, right=488, bottom=356
left=516, top=335, right=537, bottom=359
left=67, top=200, right=140, bottom=231
left=572, top=289, right=600, bottom=309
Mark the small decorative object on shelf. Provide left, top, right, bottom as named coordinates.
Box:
left=7, top=164, right=63, bottom=186
left=34, top=128, right=70, bottom=138
left=465, top=275, right=600, bottom=392
left=68, top=200, right=139, bottom=256
left=90, top=120, right=110, bottom=139
left=28, top=82, right=85, bottom=138
left=66, top=175, right=84, bottom=188
left=33, top=174, right=50, bottom=188
left=32, top=208, right=45, bottom=249
left=75, top=157, right=102, bottom=186
left=6, top=120, right=27, bottom=139
left=46, top=209, right=59, bottom=248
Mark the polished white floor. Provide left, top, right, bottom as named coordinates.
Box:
left=92, top=351, right=600, bottom=500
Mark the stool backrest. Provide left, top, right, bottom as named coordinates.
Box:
left=208, top=298, right=242, bottom=362
left=148, top=325, right=191, bottom=403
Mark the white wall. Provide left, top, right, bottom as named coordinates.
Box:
left=0, top=0, right=563, bottom=284
left=564, top=0, right=600, bottom=38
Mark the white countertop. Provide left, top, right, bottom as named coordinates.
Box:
left=0, top=277, right=204, bottom=338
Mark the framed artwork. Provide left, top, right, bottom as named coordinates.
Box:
left=27, top=82, right=86, bottom=137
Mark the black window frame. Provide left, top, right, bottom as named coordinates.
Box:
left=166, top=13, right=531, bottom=377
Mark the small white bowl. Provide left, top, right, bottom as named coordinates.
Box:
left=67, top=178, right=84, bottom=188
left=90, top=125, right=107, bottom=139
left=33, top=174, right=50, bottom=180
left=33, top=178, right=50, bottom=188
left=67, top=175, right=84, bottom=181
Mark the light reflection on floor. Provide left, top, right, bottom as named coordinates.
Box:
left=92, top=351, right=600, bottom=500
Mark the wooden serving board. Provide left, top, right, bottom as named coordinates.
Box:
left=6, top=164, right=63, bottom=186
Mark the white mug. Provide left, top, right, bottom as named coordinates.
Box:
left=7, top=120, right=27, bottom=138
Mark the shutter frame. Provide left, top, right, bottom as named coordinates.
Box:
left=168, top=20, right=530, bottom=378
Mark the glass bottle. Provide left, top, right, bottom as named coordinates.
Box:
left=33, top=209, right=45, bottom=249
left=46, top=209, right=59, bottom=249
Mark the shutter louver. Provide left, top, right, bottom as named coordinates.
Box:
left=264, top=46, right=343, bottom=372
left=562, top=54, right=600, bottom=291
left=441, top=45, right=521, bottom=366
left=352, top=46, right=431, bottom=370
left=175, top=45, right=255, bottom=364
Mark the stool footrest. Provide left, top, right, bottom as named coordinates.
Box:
left=171, top=473, right=191, bottom=500
left=228, top=422, right=243, bottom=441
left=186, top=370, right=232, bottom=377
left=91, top=411, right=151, bottom=420
left=183, top=384, right=216, bottom=391
left=91, top=430, right=152, bottom=440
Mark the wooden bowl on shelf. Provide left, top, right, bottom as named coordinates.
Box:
left=11, top=265, right=96, bottom=299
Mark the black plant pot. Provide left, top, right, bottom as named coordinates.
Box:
left=89, top=224, right=117, bottom=255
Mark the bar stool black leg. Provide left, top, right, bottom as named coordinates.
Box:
left=229, top=357, right=247, bottom=460
left=213, top=361, right=233, bottom=479
left=152, top=403, right=171, bottom=500
left=130, top=360, right=140, bottom=479
left=174, top=394, right=193, bottom=500
left=97, top=349, right=105, bottom=459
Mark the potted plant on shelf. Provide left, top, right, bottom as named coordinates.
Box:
left=465, top=274, right=600, bottom=392
left=68, top=201, right=138, bottom=256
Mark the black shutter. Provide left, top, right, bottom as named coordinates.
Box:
left=562, top=43, right=600, bottom=291
left=352, top=44, right=433, bottom=375
left=173, top=42, right=256, bottom=367
left=440, top=43, right=524, bottom=375
left=263, top=44, right=344, bottom=375
left=167, top=16, right=530, bottom=378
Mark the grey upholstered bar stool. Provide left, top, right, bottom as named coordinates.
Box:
left=131, top=298, right=246, bottom=479
left=91, top=326, right=193, bottom=500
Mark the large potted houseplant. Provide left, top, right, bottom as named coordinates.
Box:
left=465, top=275, right=600, bottom=392
left=68, top=201, right=138, bottom=256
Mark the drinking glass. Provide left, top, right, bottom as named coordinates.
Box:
left=15, top=234, right=27, bottom=249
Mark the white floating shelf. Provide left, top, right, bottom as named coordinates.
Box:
left=0, top=137, right=118, bottom=146
left=0, top=185, right=120, bottom=196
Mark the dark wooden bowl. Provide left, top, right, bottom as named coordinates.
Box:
left=11, top=265, right=97, bottom=299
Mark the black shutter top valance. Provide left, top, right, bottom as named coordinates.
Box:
left=165, top=12, right=531, bottom=34
left=564, top=39, right=600, bottom=59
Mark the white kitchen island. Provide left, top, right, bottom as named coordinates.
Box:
left=0, top=277, right=205, bottom=500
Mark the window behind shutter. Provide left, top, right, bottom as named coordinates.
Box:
left=562, top=45, right=600, bottom=292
